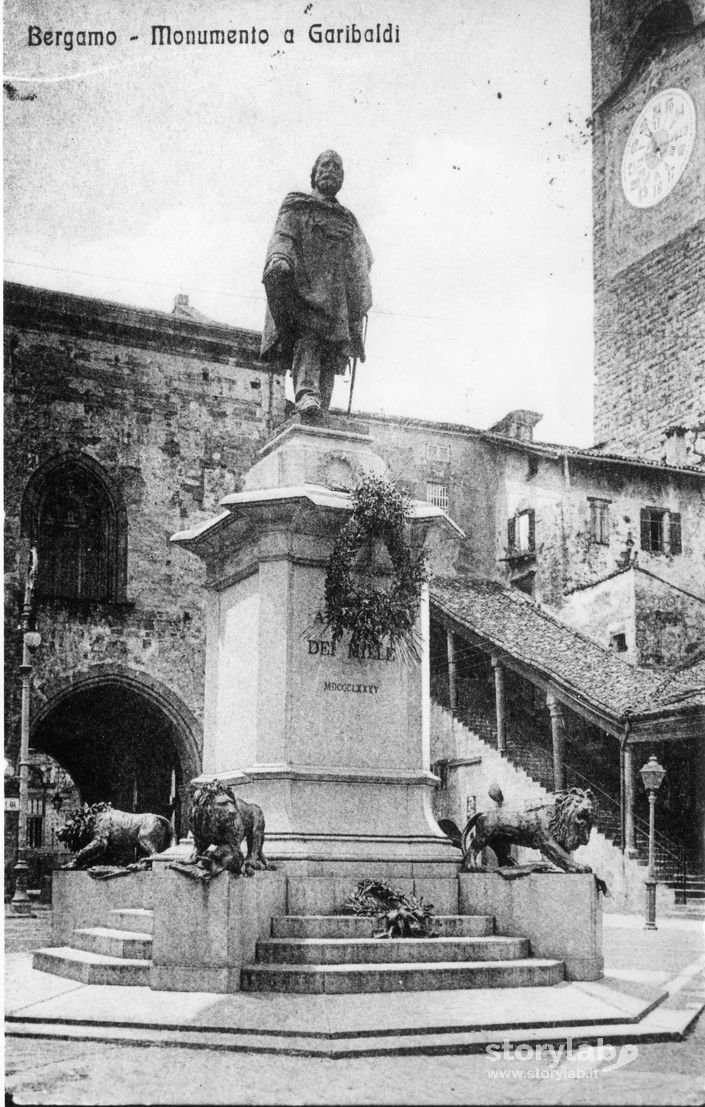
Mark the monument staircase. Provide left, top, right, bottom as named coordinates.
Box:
left=33, top=901, right=566, bottom=992
left=34, top=907, right=155, bottom=986
left=435, top=700, right=705, bottom=909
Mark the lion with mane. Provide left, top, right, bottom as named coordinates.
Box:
left=189, top=781, right=272, bottom=876
left=58, top=802, right=173, bottom=868
left=461, top=785, right=596, bottom=874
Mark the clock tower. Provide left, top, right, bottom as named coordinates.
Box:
left=592, top=1, right=705, bottom=462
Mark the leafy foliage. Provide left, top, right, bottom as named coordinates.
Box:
left=324, top=475, right=428, bottom=662
left=57, top=802, right=112, bottom=853
left=341, top=878, right=437, bottom=939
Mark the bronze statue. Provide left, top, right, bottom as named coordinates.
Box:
left=58, top=803, right=173, bottom=868
left=189, top=781, right=272, bottom=876
left=261, top=150, right=373, bottom=415
left=460, top=785, right=596, bottom=874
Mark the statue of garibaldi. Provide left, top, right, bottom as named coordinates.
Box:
left=260, top=150, right=373, bottom=415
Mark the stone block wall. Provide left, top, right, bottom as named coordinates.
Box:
left=493, top=448, right=705, bottom=606
left=4, top=283, right=286, bottom=773
left=360, top=413, right=501, bottom=578
left=591, top=1, right=705, bottom=460
left=593, top=222, right=705, bottom=460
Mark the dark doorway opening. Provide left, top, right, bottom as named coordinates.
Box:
left=31, top=682, right=186, bottom=834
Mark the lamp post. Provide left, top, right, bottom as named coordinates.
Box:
left=639, top=754, right=666, bottom=931
left=10, top=548, right=40, bottom=917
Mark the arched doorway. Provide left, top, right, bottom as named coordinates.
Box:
left=31, top=672, right=201, bottom=838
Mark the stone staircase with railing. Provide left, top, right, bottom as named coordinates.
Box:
left=430, top=702, right=693, bottom=913
left=445, top=695, right=704, bottom=906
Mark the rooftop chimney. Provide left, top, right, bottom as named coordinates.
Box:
left=489, top=410, right=543, bottom=442
left=664, top=426, right=688, bottom=467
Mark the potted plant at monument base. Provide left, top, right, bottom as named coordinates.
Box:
left=342, top=878, right=437, bottom=939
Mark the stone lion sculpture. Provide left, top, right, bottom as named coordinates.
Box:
left=189, top=781, right=273, bottom=876
left=58, top=802, right=173, bottom=869
left=460, top=785, right=595, bottom=874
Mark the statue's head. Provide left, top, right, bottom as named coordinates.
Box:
left=311, top=150, right=344, bottom=198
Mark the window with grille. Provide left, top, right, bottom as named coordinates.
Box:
left=426, top=481, right=449, bottom=510
left=589, top=498, right=611, bottom=545
left=27, top=816, right=43, bottom=848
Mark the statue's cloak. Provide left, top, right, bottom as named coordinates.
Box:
left=260, top=192, right=373, bottom=366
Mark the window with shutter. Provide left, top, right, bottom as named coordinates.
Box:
left=507, top=510, right=535, bottom=555
left=669, top=512, right=682, bottom=554
left=507, top=516, right=516, bottom=551
left=527, top=509, right=536, bottom=552
left=640, top=507, right=665, bottom=552
left=589, top=498, right=610, bottom=544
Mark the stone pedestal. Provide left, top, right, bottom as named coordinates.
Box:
left=459, top=872, right=603, bottom=981
left=172, top=418, right=462, bottom=874
left=51, top=870, right=154, bottom=946
left=150, top=869, right=287, bottom=992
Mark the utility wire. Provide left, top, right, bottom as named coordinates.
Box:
left=4, top=258, right=453, bottom=322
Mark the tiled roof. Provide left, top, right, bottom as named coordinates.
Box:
left=528, top=439, right=705, bottom=475
left=649, top=654, right=705, bottom=712
left=350, top=409, right=704, bottom=476
left=430, top=576, right=702, bottom=721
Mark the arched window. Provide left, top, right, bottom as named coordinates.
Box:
left=22, top=455, right=126, bottom=603
left=623, top=2, right=695, bottom=80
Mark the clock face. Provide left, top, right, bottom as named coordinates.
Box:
left=621, top=88, right=696, bottom=209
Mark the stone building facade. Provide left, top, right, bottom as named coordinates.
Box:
left=591, top=0, right=705, bottom=461
left=360, top=411, right=705, bottom=652
left=4, top=281, right=704, bottom=894
left=4, top=282, right=285, bottom=850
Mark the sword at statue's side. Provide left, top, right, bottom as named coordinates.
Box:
left=347, top=314, right=368, bottom=415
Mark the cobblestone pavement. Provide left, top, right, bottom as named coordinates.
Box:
left=5, top=909, right=705, bottom=1106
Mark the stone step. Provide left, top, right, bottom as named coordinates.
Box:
left=72, top=927, right=153, bottom=960
left=675, top=889, right=705, bottom=902
left=109, top=909, right=154, bottom=935
left=241, top=958, right=565, bottom=993
left=7, top=1001, right=702, bottom=1057
left=667, top=901, right=705, bottom=914
left=256, top=935, right=528, bottom=965
left=33, top=947, right=151, bottom=987
left=271, top=914, right=494, bottom=939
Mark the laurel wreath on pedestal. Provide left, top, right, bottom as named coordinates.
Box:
left=323, top=475, right=428, bottom=662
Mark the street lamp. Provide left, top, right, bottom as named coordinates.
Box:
left=639, top=753, right=666, bottom=931
left=10, top=548, right=40, bottom=917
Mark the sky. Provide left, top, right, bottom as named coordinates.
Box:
left=4, top=0, right=594, bottom=444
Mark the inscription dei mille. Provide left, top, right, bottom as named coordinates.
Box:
left=308, top=636, right=394, bottom=699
